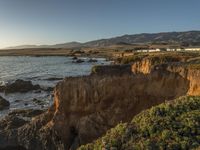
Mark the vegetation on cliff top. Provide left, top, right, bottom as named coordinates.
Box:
left=79, top=96, right=200, bottom=150
left=116, top=52, right=200, bottom=64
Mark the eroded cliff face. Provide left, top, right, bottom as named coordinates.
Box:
left=0, top=56, right=200, bottom=150
left=131, top=58, right=152, bottom=74
left=131, top=55, right=200, bottom=95
left=165, top=65, right=200, bottom=95
left=131, top=55, right=188, bottom=74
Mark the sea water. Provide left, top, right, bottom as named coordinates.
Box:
left=0, top=56, right=109, bottom=117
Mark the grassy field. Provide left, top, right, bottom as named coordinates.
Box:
left=0, top=48, right=115, bottom=58
left=0, top=43, right=196, bottom=58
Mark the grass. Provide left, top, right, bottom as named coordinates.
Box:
left=78, top=96, right=200, bottom=150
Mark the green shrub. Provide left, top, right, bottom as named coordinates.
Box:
left=78, top=96, right=200, bottom=150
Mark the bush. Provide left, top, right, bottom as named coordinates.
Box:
left=78, top=96, right=200, bottom=150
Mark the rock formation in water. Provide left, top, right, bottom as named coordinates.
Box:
left=0, top=79, right=41, bottom=93
left=0, top=96, right=10, bottom=110
left=0, top=53, right=200, bottom=150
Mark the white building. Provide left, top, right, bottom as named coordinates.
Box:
left=185, top=47, right=200, bottom=51
left=136, top=49, right=160, bottom=53
left=167, top=48, right=184, bottom=51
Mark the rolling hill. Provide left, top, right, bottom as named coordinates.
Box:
left=5, top=31, right=200, bottom=49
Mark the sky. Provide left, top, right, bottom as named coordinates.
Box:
left=0, top=0, right=199, bottom=48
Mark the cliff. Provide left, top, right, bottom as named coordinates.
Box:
left=130, top=53, right=200, bottom=95
left=51, top=71, right=189, bottom=149
left=130, top=53, right=191, bottom=74
left=0, top=53, right=200, bottom=150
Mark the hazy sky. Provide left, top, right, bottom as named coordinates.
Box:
left=0, top=0, right=199, bottom=48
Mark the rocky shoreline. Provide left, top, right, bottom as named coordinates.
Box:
left=0, top=52, right=200, bottom=149
left=0, top=79, right=54, bottom=115
left=0, top=56, right=108, bottom=118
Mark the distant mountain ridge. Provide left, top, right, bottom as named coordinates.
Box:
left=83, top=30, right=200, bottom=47
left=6, top=42, right=82, bottom=49
left=5, top=31, right=200, bottom=49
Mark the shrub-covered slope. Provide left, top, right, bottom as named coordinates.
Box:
left=79, top=96, right=200, bottom=150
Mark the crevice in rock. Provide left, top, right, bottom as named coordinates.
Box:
left=69, top=126, right=80, bottom=150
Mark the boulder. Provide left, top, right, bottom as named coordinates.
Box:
left=32, top=98, right=45, bottom=105
left=0, top=96, right=10, bottom=110
left=2, top=79, right=41, bottom=93
left=43, top=87, right=54, bottom=92
left=73, top=59, right=84, bottom=63
left=72, top=56, right=78, bottom=60
left=45, top=77, right=63, bottom=81
left=0, top=116, right=28, bottom=130
left=88, top=59, right=98, bottom=63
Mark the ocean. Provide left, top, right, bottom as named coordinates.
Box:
left=0, top=56, right=109, bottom=117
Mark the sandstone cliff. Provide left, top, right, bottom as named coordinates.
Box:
left=131, top=54, right=189, bottom=74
